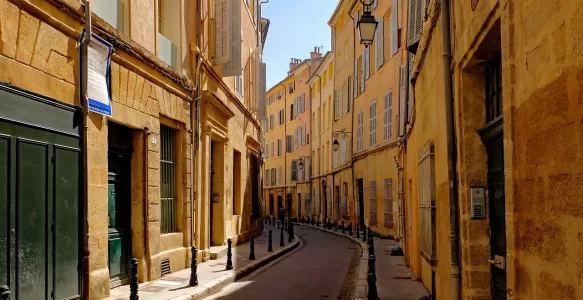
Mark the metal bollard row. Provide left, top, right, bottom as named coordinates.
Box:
left=226, top=239, right=233, bottom=270
left=130, top=258, right=139, bottom=300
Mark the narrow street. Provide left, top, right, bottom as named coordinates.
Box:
left=205, top=225, right=359, bottom=300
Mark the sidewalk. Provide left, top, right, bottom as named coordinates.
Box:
left=105, top=223, right=299, bottom=300
left=374, top=239, right=429, bottom=300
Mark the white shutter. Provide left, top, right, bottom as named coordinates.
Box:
left=376, top=17, right=384, bottom=70
left=339, top=86, right=343, bottom=117
left=391, top=0, right=398, bottom=56
left=353, top=10, right=358, bottom=28
left=214, top=0, right=230, bottom=64
left=399, top=65, right=407, bottom=136
left=222, top=0, right=242, bottom=76
left=354, top=59, right=359, bottom=98
left=365, top=47, right=370, bottom=79
left=373, top=0, right=378, bottom=9
left=293, top=98, right=298, bottom=119
left=360, top=57, right=365, bottom=92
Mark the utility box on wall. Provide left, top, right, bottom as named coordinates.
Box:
left=470, top=187, right=486, bottom=219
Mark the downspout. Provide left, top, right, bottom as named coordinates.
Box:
left=441, top=0, right=460, bottom=298
left=143, top=128, right=152, bottom=281
left=313, top=74, right=321, bottom=218
left=81, top=1, right=91, bottom=298
left=192, top=0, right=203, bottom=252
left=348, top=7, right=357, bottom=228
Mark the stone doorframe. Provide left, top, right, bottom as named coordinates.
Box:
left=200, top=91, right=235, bottom=252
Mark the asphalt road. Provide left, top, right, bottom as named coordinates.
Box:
left=205, top=224, right=360, bottom=300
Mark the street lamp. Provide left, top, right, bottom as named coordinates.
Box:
left=298, top=156, right=310, bottom=171
left=357, top=0, right=378, bottom=47
left=332, top=131, right=352, bottom=152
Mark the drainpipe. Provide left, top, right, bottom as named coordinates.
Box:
left=441, top=0, right=461, bottom=298
left=80, top=1, right=91, bottom=298
left=348, top=8, right=357, bottom=228
left=313, top=74, right=321, bottom=218
left=143, top=128, right=152, bottom=281
left=192, top=0, right=203, bottom=258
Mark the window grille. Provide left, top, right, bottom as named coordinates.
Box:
left=160, top=125, right=177, bottom=234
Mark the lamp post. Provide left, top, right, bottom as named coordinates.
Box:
left=357, top=0, right=378, bottom=48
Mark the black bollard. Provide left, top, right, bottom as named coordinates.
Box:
left=277, top=220, right=280, bottom=229
left=342, top=221, right=345, bottom=234
left=130, top=258, right=139, bottom=300
left=0, top=285, right=10, bottom=300
left=249, top=234, right=256, bottom=260
left=290, top=222, right=295, bottom=241
left=280, top=225, right=285, bottom=247
left=226, top=239, right=233, bottom=270
left=334, top=220, right=338, bottom=232
left=363, top=225, right=367, bottom=242
left=367, top=253, right=379, bottom=300
left=349, top=222, right=353, bottom=236
left=189, top=246, right=198, bottom=286
left=268, top=230, right=273, bottom=252
left=369, top=235, right=375, bottom=257
left=357, top=224, right=360, bottom=238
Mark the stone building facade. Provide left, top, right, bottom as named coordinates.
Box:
left=0, top=0, right=267, bottom=299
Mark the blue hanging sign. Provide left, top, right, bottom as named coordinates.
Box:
left=81, top=31, right=113, bottom=116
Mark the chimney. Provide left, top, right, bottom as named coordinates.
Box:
left=289, top=58, right=301, bottom=71
left=310, top=46, right=322, bottom=58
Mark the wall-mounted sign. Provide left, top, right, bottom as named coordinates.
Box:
left=81, top=31, right=113, bottom=117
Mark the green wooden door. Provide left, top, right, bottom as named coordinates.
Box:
left=107, top=152, right=131, bottom=287
left=0, top=121, right=80, bottom=299
left=0, top=85, right=81, bottom=300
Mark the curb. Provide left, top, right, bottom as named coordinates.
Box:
left=174, top=233, right=301, bottom=300
left=297, top=223, right=369, bottom=300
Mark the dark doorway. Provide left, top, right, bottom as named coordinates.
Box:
left=277, top=195, right=283, bottom=219
left=269, top=194, right=274, bottom=215
left=297, top=193, right=302, bottom=218
left=0, top=87, right=81, bottom=299
left=335, top=186, right=340, bottom=220
left=357, top=179, right=365, bottom=227
left=286, top=194, right=292, bottom=217
left=322, top=182, right=327, bottom=220
left=107, top=122, right=133, bottom=288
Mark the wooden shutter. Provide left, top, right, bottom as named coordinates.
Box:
left=222, top=0, right=242, bottom=76
left=384, top=179, right=393, bottom=227
left=376, top=17, right=384, bottom=70
left=407, top=0, right=423, bottom=48
left=398, top=64, right=407, bottom=136
left=214, top=0, right=230, bottom=64
left=353, top=59, right=359, bottom=98
left=390, top=0, right=398, bottom=56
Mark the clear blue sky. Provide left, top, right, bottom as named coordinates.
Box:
left=262, top=0, right=338, bottom=88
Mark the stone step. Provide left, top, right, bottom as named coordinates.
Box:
left=209, top=245, right=228, bottom=260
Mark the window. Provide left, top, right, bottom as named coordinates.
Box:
left=407, top=0, right=424, bottom=51
left=286, top=135, right=293, bottom=153
left=369, top=181, right=377, bottom=225
left=369, top=101, right=377, bottom=146
left=93, top=0, right=128, bottom=34
left=418, top=142, right=436, bottom=262
left=266, top=169, right=270, bottom=186
left=272, top=168, right=276, bottom=185
left=265, top=142, right=269, bottom=158
left=384, top=179, right=394, bottom=227
left=291, top=160, right=298, bottom=181
left=334, top=88, right=343, bottom=120
left=486, top=59, right=503, bottom=122
left=384, top=90, right=393, bottom=140
left=160, top=125, right=177, bottom=234
left=357, top=110, right=364, bottom=151
left=347, top=78, right=351, bottom=112
left=271, top=142, right=274, bottom=158
left=354, top=58, right=359, bottom=98
left=270, top=114, right=274, bottom=129
left=359, top=56, right=365, bottom=93
left=235, top=74, right=243, bottom=97
left=375, top=16, right=384, bottom=70
left=233, top=151, right=242, bottom=215
left=279, top=109, right=284, bottom=125
left=277, top=139, right=282, bottom=156
left=340, top=132, right=346, bottom=164
left=390, top=0, right=399, bottom=56
left=399, top=64, right=407, bottom=136
left=158, top=0, right=181, bottom=69
left=290, top=103, right=295, bottom=121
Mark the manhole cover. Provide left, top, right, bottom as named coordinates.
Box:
left=393, top=276, right=413, bottom=280
left=140, top=285, right=167, bottom=293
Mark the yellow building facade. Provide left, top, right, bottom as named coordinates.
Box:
left=400, top=0, right=583, bottom=299
left=0, top=0, right=267, bottom=299
left=309, top=51, right=335, bottom=222
left=263, top=52, right=323, bottom=220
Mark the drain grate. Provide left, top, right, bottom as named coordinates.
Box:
left=393, top=276, right=413, bottom=280
left=140, top=285, right=167, bottom=293
left=161, top=259, right=171, bottom=276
